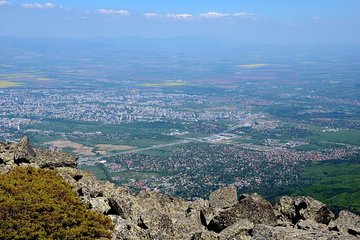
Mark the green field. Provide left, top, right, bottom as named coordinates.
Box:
left=142, top=148, right=174, bottom=157
left=138, top=81, right=189, bottom=87
left=0, top=81, right=23, bottom=88
left=29, top=119, right=182, bottom=148
left=238, top=63, right=269, bottom=68
left=311, top=129, right=360, bottom=146
left=123, top=138, right=172, bottom=148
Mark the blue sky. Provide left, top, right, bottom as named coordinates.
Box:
left=0, top=0, right=359, bottom=44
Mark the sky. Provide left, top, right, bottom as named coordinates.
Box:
left=0, top=0, right=360, bottom=45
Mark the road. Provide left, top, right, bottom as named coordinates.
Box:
left=77, top=114, right=259, bottom=164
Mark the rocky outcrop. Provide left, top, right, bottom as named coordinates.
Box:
left=54, top=167, right=360, bottom=240
left=209, top=186, right=238, bottom=209
left=252, top=224, right=355, bottom=240
left=0, top=136, right=36, bottom=165
left=0, top=136, right=77, bottom=169
left=329, top=210, right=360, bottom=237
left=208, top=193, right=277, bottom=233
left=1, top=137, right=360, bottom=240
left=34, top=148, right=77, bottom=168
left=14, top=136, right=36, bottom=164
left=218, top=219, right=253, bottom=240
left=274, top=196, right=335, bottom=225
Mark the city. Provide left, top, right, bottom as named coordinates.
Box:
left=0, top=40, right=359, bottom=205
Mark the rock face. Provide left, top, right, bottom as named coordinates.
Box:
left=14, top=136, right=36, bottom=164
left=0, top=136, right=36, bottom=165
left=0, top=136, right=77, bottom=169
left=275, top=196, right=335, bottom=225
left=329, top=210, right=360, bottom=237
left=209, top=186, right=238, bottom=209
left=208, top=193, right=277, bottom=233
left=1, top=137, right=360, bottom=240
left=218, top=219, right=253, bottom=240
left=34, top=148, right=77, bottom=168
left=252, top=224, right=347, bottom=240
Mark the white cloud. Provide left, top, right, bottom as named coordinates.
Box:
left=233, top=12, right=257, bottom=20
left=312, top=16, right=320, bottom=20
left=144, top=12, right=158, bottom=17
left=0, top=0, right=11, bottom=6
left=199, top=12, right=230, bottom=19
left=21, top=2, right=56, bottom=9
left=166, top=13, right=193, bottom=20
left=96, top=9, right=130, bottom=16
left=58, top=5, right=72, bottom=11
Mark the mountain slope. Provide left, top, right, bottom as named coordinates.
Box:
left=1, top=137, right=360, bottom=240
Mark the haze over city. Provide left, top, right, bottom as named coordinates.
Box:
left=1, top=2, right=360, bottom=238
left=1, top=0, right=360, bottom=45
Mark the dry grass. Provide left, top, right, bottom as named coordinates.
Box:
left=45, top=140, right=95, bottom=156
left=0, top=81, right=23, bottom=88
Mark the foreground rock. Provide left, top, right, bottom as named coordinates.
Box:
left=14, top=136, right=36, bottom=163
left=275, top=196, right=335, bottom=225
left=0, top=136, right=35, bottom=165
left=1, top=137, right=360, bottom=240
left=209, top=186, right=238, bottom=209
left=0, top=136, right=77, bottom=169
left=329, top=210, right=360, bottom=237
left=252, top=224, right=358, bottom=240
left=208, top=194, right=277, bottom=233
left=218, top=219, right=253, bottom=240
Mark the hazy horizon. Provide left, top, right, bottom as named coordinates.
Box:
left=1, top=0, right=360, bottom=45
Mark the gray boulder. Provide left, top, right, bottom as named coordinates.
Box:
left=296, top=219, right=328, bottom=231
left=191, top=231, right=219, bottom=240
left=89, top=197, right=111, bottom=214
left=209, top=186, right=238, bottom=209
left=34, top=148, right=77, bottom=168
left=0, top=136, right=77, bottom=168
left=0, top=137, right=36, bottom=166
left=109, top=215, right=144, bottom=240
left=252, top=224, right=342, bottom=240
left=0, top=144, right=15, bottom=165
left=275, top=196, right=335, bottom=225
left=219, top=219, right=253, bottom=240
left=329, top=210, right=360, bottom=237
left=138, top=209, right=176, bottom=239
left=14, top=136, right=36, bottom=164
left=208, top=193, right=276, bottom=233
left=108, top=197, right=134, bottom=220
left=201, top=207, right=221, bottom=227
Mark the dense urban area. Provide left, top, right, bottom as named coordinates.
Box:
left=1, top=40, right=359, bottom=203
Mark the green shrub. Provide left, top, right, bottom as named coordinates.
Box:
left=0, top=167, right=113, bottom=240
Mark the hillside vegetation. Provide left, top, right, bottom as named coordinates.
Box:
left=256, top=153, right=360, bottom=214
left=0, top=167, right=113, bottom=240
left=293, top=154, right=360, bottom=213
